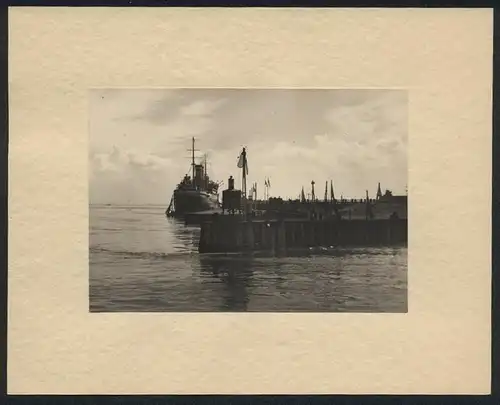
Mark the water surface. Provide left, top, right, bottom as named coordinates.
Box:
left=89, top=205, right=407, bottom=312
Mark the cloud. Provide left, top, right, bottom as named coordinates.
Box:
left=89, top=89, right=407, bottom=204
left=180, top=99, right=226, bottom=116
left=91, top=146, right=173, bottom=173
left=90, top=146, right=179, bottom=204
left=108, top=90, right=227, bottom=126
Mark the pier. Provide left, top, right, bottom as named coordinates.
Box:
left=172, top=145, right=408, bottom=253
left=195, top=168, right=407, bottom=253
left=198, top=216, right=407, bottom=254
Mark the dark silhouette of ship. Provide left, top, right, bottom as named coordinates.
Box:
left=166, top=137, right=221, bottom=218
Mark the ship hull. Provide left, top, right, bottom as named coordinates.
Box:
left=170, top=189, right=219, bottom=217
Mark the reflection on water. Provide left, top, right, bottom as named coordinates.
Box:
left=199, top=255, right=255, bottom=311
left=89, top=205, right=407, bottom=312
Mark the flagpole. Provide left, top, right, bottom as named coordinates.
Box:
left=365, top=189, right=369, bottom=220
left=242, top=148, right=247, bottom=199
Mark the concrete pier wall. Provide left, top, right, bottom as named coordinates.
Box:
left=198, top=217, right=407, bottom=254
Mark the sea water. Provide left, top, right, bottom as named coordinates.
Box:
left=89, top=205, right=407, bottom=312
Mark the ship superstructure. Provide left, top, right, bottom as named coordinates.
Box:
left=166, top=138, right=220, bottom=218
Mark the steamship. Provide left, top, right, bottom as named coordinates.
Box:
left=166, top=138, right=221, bottom=218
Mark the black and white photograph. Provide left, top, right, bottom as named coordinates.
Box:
left=89, top=88, right=408, bottom=313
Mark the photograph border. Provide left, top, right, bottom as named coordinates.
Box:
left=2, top=2, right=498, bottom=404
left=88, top=87, right=409, bottom=314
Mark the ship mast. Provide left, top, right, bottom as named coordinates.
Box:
left=187, top=137, right=199, bottom=186
left=203, top=153, right=208, bottom=189
left=241, top=148, right=247, bottom=199
left=191, top=137, right=195, bottom=181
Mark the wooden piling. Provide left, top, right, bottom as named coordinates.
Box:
left=198, top=217, right=407, bottom=253
left=243, top=220, right=255, bottom=251
left=277, top=220, right=287, bottom=252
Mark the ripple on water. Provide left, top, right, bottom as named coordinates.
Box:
left=89, top=206, right=407, bottom=312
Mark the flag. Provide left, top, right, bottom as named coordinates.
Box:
left=267, top=178, right=271, bottom=188
left=330, top=180, right=335, bottom=202
left=237, top=153, right=244, bottom=168
left=376, top=182, right=382, bottom=200
left=237, top=148, right=249, bottom=174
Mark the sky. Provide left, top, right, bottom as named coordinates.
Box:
left=89, top=89, right=407, bottom=205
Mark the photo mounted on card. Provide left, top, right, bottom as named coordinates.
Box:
left=8, top=7, right=492, bottom=395
left=89, top=88, right=408, bottom=313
